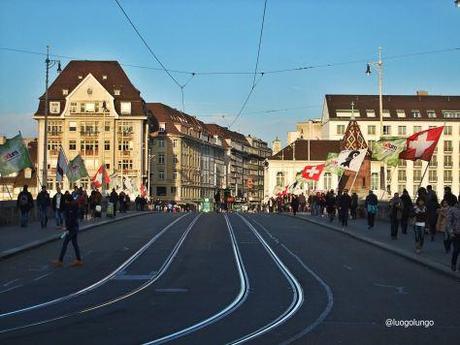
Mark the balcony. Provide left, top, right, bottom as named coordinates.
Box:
left=48, top=130, right=63, bottom=137
left=80, top=130, right=100, bottom=137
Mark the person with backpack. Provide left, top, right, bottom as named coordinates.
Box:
left=447, top=201, right=460, bottom=271
left=52, top=186, right=65, bottom=229
left=400, top=189, right=413, bottom=234
left=17, top=185, right=34, bottom=227
left=389, top=192, right=403, bottom=239
left=412, top=198, right=427, bottom=254
left=36, top=185, right=51, bottom=228
left=365, top=190, right=378, bottom=229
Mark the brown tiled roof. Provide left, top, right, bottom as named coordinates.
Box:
left=270, top=139, right=341, bottom=161
left=325, top=94, right=460, bottom=121
left=205, top=124, right=250, bottom=146
left=35, top=61, right=146, bottom=116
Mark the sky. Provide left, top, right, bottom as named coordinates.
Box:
left=0, top=0, right=459, bottom=145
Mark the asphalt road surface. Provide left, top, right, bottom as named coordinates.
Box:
left=0, top=212, right=458, bottom=345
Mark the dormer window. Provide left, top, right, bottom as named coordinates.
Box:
left=396, top=109, right=406, bottom=118
left=62, top=89, right=68, bottom=95
left=366, top=109, right=376, bottom=117
left=120, top=101, right=131, bottom=115
left=50, top=102, right=60, bottom=114
left=159, top=122, right=166, bottom=132
left=114, top=89, right=121, bottom=96
left=78, top=75, right=83, bottom=79
left=427, top=110, right=436, bottom=118
left=411, top=110, right=422, bottom=118
left=382, top=109, right=391, bottom=118
left=102, top=75, right=107, bottom=80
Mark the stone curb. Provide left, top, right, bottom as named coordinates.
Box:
left=0, top=211, right=154, bottom=261
left=284, top=214, right=459, bottom=281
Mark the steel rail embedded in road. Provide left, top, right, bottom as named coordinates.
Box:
left=0, top=214, right=194, bottom=326
left=142, top=213, right=250, bottom=345
left=226, top=214, right=304, bottom=345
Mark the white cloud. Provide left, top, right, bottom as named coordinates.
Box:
left=0, top=113, right=37, bottom=138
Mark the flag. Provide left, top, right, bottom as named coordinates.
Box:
left=301, top=164, right=325, bottom=181
left=371, top=137, right=407, bottom=167
left=91, top=164, right=110, bottom=188
left=336, top=149, right=367, bottom=172
left=56, top=147, right=68, bottom=182
left=324, top=153, right=344, bottom=176
left=140, top=184, right=147, bottom=197
left=399, top=126, right=444, bottom=161
left=66, top=155, right=89, bottom=182
left=0, top=134, right=33, bottom=176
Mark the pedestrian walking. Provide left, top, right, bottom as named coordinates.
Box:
left=36, top=185, right=51, bottom=228
left=442, top=186, right=458, bottom=207
left=298, top=193, right=306, bottom=213
left=400, top=189, right=413, bottom=234
left=426, top=185, right=439, bottom=241
left=389, top=192, right=402, bottom=239
left=350, top=192, right=358, bottom=220
left=365, top=190, right=378, bottom=229
left=291, top=195, right=299, bottom=216
left=325, top=190, right=337, bottom=222
left=338, top=189, right=351, bottom=227
left=437, top=200, right=451, bottom=253
left=52, top=199, right=83, bottom=267
left=52, top=186, right=65, bottom=228
left=16, top=184, right=34, bottom=227
left=447, top=201, right=460, bottom=271
left=110, top=188, right=118, bottom=216
left=412, top=198, right=427, bottom=254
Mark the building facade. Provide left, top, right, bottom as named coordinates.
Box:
left=33, top=61, right=149, bottom=195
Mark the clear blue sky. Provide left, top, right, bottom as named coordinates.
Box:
left=1, top=0, right=459, bottom=144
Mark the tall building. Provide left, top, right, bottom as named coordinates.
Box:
left=287, top=119, right=322, bottom=144
left=147, top=103, right=226, bottom=205
left=33, top=61, right=150, bottom=194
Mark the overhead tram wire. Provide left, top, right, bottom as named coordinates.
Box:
left=229, top=0, right=268, bottom=128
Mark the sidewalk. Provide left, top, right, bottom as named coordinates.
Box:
left=0, top=211, right=152, bottom=260
left=289, top=212, right=459, bottom=279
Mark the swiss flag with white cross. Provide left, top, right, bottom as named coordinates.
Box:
left=301, top=164, right=325, bottom=181
left=399, top=126, right=444, bottom=162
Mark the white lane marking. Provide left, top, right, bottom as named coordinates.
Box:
left=251, top=216, right=334, bottom=345
left=0, top=213, right=189, bottom=318
left=2, top=279, right=20, bottom=287
left=0, top=215, right=201, bottom=334
left=154, top=288, right=188, bottom=293
left=143, top=213, right=250, bottom=345
left=33, top=273, right=52, bottom=281
left=226, top=214, right=304, bottom=345
left=374, top=283, right=407, bottom=295
left=0, top=285, right=23, bottom=294
left=343, top=265, right=353, bottom=271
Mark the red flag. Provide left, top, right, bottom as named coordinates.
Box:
left=399, top=126, right=444, bottom=161
left=301, top=164, right=325, bottom=181
left=91, top=164, right=110, bottom=188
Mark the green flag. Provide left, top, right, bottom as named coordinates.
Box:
left=324, top=152, right=344, bottom=176
left=0, top=134, right=33, bottom=176
left=371, top=137, right=406, bottom=167
left=66, top=154, right=89, bottom=182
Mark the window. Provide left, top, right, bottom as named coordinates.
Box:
left=173, top=154, right=178, bottom=164
left=411, top=110, right=421, bottom=118
left=105, top=163, right=110, bottom=170
left=118, top=159, right=133, bottom=170
left=444, top=141, right=453, bottom=152
left=368, top=140, right=375, bottom=151
left=156, top=186, right=166, bottom=196
left=47, top=140, right=60, bottom=155
left=368, top=125, right=376, bottom=135
left=158, top=154, right=165, bottom=164
left=24, top=168, right=32, bottom=179
left=399, top=159, right=407, bottom=167
left=414, top=126, right=422, bottom=133
left=118, top=122, right=133, bottom=135
left=105, top=121, right=111, bottom=132
left=371, top=173, right=379, bottom=190
left=398, top=170, right=406, bottom=182
left=80, top=140, right=99, bottom=156
left=444, top=170, right=453, bottom=182
left=69, top=140, right=77, bottom=151
left=428, top=170, right=437, bottom=183
left=383, top=125, right=391, bottom=135
left=50, top=102, right=60, bottom=114
left=120, top=102, right=131, bottom=114
left=276, top=172, right=285, bottom=187
left=396, top=109, right=406, bottom=118
left=323, top=173, right=332, bottom=190
left=102, top=75, right=107, bottom=80
left=413, top=169, right=422, bottom=182
left=444, top=155, right=452, bottom=167
left=171, top=186, right=177, bottom=194
left=69, top=121, right=77, bottom=132
left=158, top=139, right=165, bottom=148
left=104, top=140, right=111, bottom=151
left=159, top=122, right=166, bottom=132
left=173, top=171, right=178, bottom=180
left=398, top=126, right=406, bottom=136
left=158, top=171, right=165, bottom=180
left=444, top=126, right=452, bottom=135
left=118, top=140, right=131, bottom=151
left=80, top=121, right=99, bottom=135
left=382, top=109, right=391, bottom=118
left=427, top=110, right=436, bottom=118
left=48, top=121, right=62, bottom=135
left=337, top=125, right=345, bottom=135
left=429, top=155, right=437, bottom=167
left=172, top=139, right=178, bottom=148
left=366, top=109, right=376, bottom=117
left=70, top=102, right=77, bottom=113
left=114, top=89, right=120, bottom=96
left=442, top=110, right=460, bottom=118
left=86, top=102, right=96, bottom=112
left=62, top=89, right=68, bottom=95
left=414, top=160, right=422, bottom=167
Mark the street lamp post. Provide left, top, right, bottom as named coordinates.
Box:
left=147, top=149, right=155, bottom=198
left=43, top=45, right=61, bottom=186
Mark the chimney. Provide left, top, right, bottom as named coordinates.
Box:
left=416, top=90, right=429, bottom=96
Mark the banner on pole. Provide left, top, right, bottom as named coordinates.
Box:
left=0, top=134, right=33, bottom=176
left=336, top=149, right=367, bottom=172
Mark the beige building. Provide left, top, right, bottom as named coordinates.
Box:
left=33, top=61, right=149, bottom=195
left=287, top=119, right=322, bottom=144
left=147, top=103, right=226, bottom=205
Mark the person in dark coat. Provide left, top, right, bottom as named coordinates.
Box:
left=17, top=185, right=34, bottom=227
left=425, top=185, right=440, bottom=241
left=36, top=185, right=51, bottom=228
left=389, top=192, right=402, bottom=239
left=325, top=190, right=337, bottom=222
left=291, top=195, right=300, bottom=216
left=443, top=186, right=458, bottom=207
left=110, top=188, right=118, bottom=216
left=53, top=199, right=82, bottom=267
left=400, top=189, right=413, bottom=234
left=365, top=190, right=378, bottom=229
left=338, top=189, right=352, bottom=227
left=52, top=186, right=65, bottom=228
left=350, top=192, right=358, bottom=220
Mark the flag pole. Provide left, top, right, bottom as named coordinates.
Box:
left=349, top=171, right=359, bottom=193
left=0, top=173, right=13, bottom=200
left=415, top=159, right=430, bottom=198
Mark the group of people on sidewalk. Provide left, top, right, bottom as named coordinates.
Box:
left=388, top=186, right=460, bottom=271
